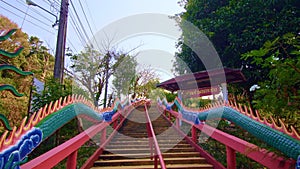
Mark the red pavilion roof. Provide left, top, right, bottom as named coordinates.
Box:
left=157, top=68, right=246, bottom=92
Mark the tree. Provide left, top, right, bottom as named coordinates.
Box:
left=71, top=46, right=128, bottom=107
left=174, top=0, right=299, bottom=107
left=0, top=16, right=55, bottom=127
left=130, top=66, right=159, bottom=99
left=242, top=33, right=300, bottom=128
left=31, top=77, right=72, bottom=112
left=174, top=0, right=299, bottom=80
left=27, top=36, right=54, bottom=80
left=112, top=55, right=137, bottom=99
left=71, top=46, right=104, bottom=106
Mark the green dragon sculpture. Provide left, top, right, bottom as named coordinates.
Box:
left=0, top=29, right=33, bottom=132
left=0, top=94, right=131, bottom=169
left=158, top=97, right=300, bottom=160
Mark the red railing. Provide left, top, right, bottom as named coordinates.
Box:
left=159, top=105, right=296, bottom=169
left=80, top=102, right=138, bottom=169
left=21, top=101, right=140, bottom=169
left=144, top=104, right=166, bottom=169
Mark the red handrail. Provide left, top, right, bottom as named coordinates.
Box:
left=160, top=105, right=296, bottom=169
left=21, top=101, right=141, bottom=169
left=158, top=106, right=225, bottom=169
left=144, top=104, right=166, bottom=169
left=21, top=121, right=109, bottom=169
left=81, top=102, right=137, bottom=169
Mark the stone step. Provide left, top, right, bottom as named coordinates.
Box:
left=110, top=138, right=186, bottom=143
left=106, top=143, right=191, bottom=149
left=111, top=138, right=185, bottom=143
left=94, top=156, right=208, bottom=166
left=100, top=151, right=202, bottom=160
left=104, top=147, right=195, bottom=154
left=91, top=163, right=213, bottom=169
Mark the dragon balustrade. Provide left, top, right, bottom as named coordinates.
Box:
left=0, top=94, right=132, bottom=169
left=158, top=97, right=300, bottom=162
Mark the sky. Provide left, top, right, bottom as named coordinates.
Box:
left=0, top=0, right=185, bottom=81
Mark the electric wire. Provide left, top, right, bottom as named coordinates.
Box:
left=69, top=12, right=88, bottom=47
left=0, top=0, right=53, bottom=28
left=44, top=39, right=56, bottom=55
left=0, top=5, right=55, bottom=35
left=67, top=38, right=78, bottom=53
left=78, top=0, right=94, bottom=39
left=16, top=0, right=54, bottom=23
left=2, top=0, right=79, bottom=64
left=44, top=0, right=80, bottom=58
left=5, top=0, right=94, bottom=54
left=21, top=5, right=29, bottom=28
left=69, top=0, right=92, bottom=46
left=77, top=0, right=101, bottom=51
left=1, top=0, right=58, bottom=56
left=43, top=0, right=60, bottom=12
left=69, top=11, right=88, bottom=45
left=83, top=0, right=98, bottom=32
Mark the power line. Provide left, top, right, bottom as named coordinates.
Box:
left=67, top=38, right=78, bottom=53
left=44, top=39, right=56, bottom=54
left=2, top=0, right=77, bottom=62
left=16, top=0, right=54, bottom=23
left=69, top=11, right=88, bottom=47
left=43, top=0, right=60, bottom=13
left=77, top=0, right=101, bottom=51
left=21, top=5, right=29, bottom=28
left=69, top=0, right=91, bottom=46
left=0, top=0, right=53, bottom=28
left=51, top=0, right=61, bottom=5
left=78, top=0, right=94, bottom=37
left=83, top=0, right=98, bottom=32
left=0, top=5, right=55, bottom=35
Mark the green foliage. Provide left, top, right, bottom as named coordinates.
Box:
left=174, top=0, right=299, bottom=89
left=242, top=33, right=300, bottom=127
left=31, top=77, right=73, bottom=112
left=71, top=46, right=130, bottom=106
left=182, top=97, right=211, bottom=108
left=174, top=0, right=300, bottom=130
left=27, top=36, right=55, bottom=80
left=112, top=55, right=137, bottom=98
left=136, top=78, right=160, bottom=98
left=128, top=67, right=160, bottom=99
left=165, top=92, right=177, bottom=102
left=0, top=15, right=56, bottom=127
left=70, top=46, right=104, bottom=106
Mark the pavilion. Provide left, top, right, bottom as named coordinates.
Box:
left=156, top=68, right=246, bottom=101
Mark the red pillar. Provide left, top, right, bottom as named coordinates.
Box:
left=66, top=150, right=77, bottom=169
left=176, top=118, right=180, bottom=129
left=113, top=119, right=118, bottom=129
left=226, top=146, right=236, bottom=169
left=154, top=155, right=158, bottom=169
left=101, top=127, right=107, bottom=144
left=192, top=126, right=197, bottom=143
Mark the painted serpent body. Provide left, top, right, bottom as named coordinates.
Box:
left=159, top=98, right=300, bottom=160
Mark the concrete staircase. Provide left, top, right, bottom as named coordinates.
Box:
left=91, top=105, right=213, bottom=169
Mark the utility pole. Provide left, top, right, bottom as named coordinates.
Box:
left=103, top=52, right=110, bottom=108
left=54, top=0, right=69, bottom=83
